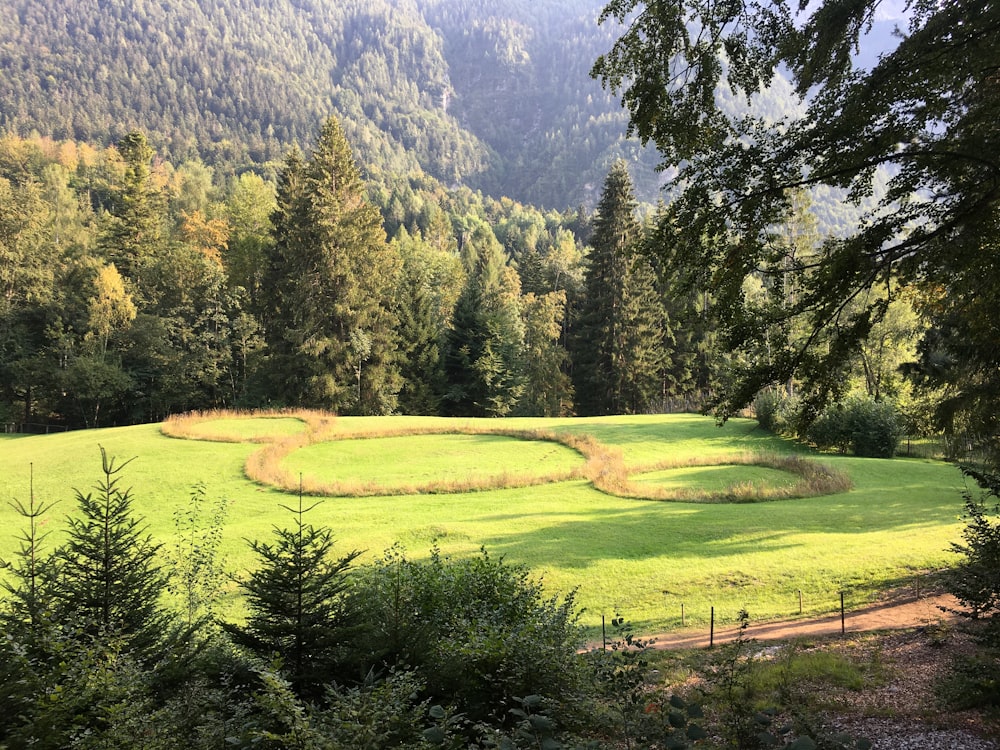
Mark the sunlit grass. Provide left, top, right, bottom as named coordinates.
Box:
left=0, top=413, right=968, bottom=636
left=280, top=433, right=585, bottom=495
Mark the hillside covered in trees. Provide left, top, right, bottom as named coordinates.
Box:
left=0, top=0, right=669, bottom=208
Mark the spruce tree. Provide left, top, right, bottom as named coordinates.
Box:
left=265, top=117, right=402, bottom=414
left=222, top=496, right=361, bottom=701
left=0, top=465, right=58, bottom=634
left=574, top=161, right=666, bottom=415
left=98, top=131, right=165, bottom=291
left=396, top=257, right=444, bottom=414
left=49, top=448, right=168, bottom=655
left=442, top=230, right=525, bottom=416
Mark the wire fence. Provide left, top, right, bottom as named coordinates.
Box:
left=597, top=572, right=951, bottom=650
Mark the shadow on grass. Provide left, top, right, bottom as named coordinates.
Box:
left=467, top=485, right=964, bottom=573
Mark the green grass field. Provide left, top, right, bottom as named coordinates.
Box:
left=0, top=413, right=968, bottom=636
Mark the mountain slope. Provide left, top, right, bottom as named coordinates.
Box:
left=0, top=0, right=662, bottom=206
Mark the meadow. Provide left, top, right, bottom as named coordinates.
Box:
left=0, top=412, right=968, bottom=636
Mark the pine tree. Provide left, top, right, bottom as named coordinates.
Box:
left=0, top=465, right=58, bottom=634
left=618, top=248, right=668, bottom=413
left=49, top=448, right=168, bottom=655
left=265, top=117, right=402, bottom=414
left=574, top=161, right=666, bottom=415
left=222, top=495, right=361, bottom=701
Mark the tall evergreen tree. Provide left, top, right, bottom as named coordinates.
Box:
left=618, top=246, right=668, bottom=413
left=396, top=250, right=444, bottom=414
left=265, top=117, right=402, bottom=414
left=574, top=161, right=665, bottom=415
left=98, top=131, right=165, bottom=291
left=442, top=228, right=525, bottom=416
left=222, top=496, right=361, bottom=701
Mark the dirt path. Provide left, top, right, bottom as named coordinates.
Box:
left=635, top=593, right=960, bottom=650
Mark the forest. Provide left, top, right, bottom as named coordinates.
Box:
left=2, top=0, right=1000, bottom=745
left=0, top=124, right=729, bottom=429
left=2, top=122, right=932, bottom=443
left=0, top=0, right=672, bottom=208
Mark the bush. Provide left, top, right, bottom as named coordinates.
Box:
left=806, top=397, right=903, bottom=458
left=753, top=389, right=798, bottom=435
left=753, top=390, right=783, bottom=432
left=349, top=546, right=586, bottom=730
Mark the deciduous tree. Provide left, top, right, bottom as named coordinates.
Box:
left=593, top=0, right=1000, bottom=451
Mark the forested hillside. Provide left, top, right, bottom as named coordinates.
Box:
left=0, top=0, right=664, bottom=207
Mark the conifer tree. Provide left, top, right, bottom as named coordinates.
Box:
left=49, top=448, right=168, bottom=655
left=98, top=131, right=165, bottom=290
left=574, top=161, right=665, bottom=415
left=396, top=256, right=444, bottom=414
left=442, top=229, right=525, bottom=416
left=0, top=465, right=58, bottom=634
left=223, top=495, right=361, bottom=701
left=265, top=117, right=402, bottom=414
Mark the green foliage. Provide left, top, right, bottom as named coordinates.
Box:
left=754, top=389, right=791, bottom=434
left=594, top=0, right=1000, bottom=464
left=165, top=484, right=229, bottom=626
left=442, top=234, right=526, bottom=417
left=937, top=651, right=1000, bottom=711
left=222, top=495, right=362, bottom=701
left=350, top=546, right=585, bottom=729
left=263, top=118, right=402, bottom=415
left=0, top=467, right=59, bottom=631
left=50, top=448, right=169, bottom=655
left=315, top=671, right=439, bottom=750
left=805, top=397, right=903, bottom=458
left=573, top=160, right=666, bottom=415
left=0, top=0, right=665, bottom=207
left=945, top=473, right=1000, bottom=634
left=700, top=611, right=871, bottom=750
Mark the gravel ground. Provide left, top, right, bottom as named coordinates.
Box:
left=821, top=627, right=998, bottom=750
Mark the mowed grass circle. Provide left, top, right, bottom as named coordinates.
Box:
left=633, top=464, right=800, bottom=493
left=281, top=433, right=585, bottom=494
left=0, top=414, right=967, bottom=635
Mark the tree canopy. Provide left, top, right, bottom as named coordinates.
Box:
left=593, top=0, right=1000, bottom=452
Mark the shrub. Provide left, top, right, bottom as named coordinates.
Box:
left=806, top=397, right=903, bottom=458
left=221, top=497, right=362, bottom=701
left=349, top=546, right=586, bottom=730
left=945, top=469, right=1000, bottom=640
left=753, top=389, right=800, bottom=435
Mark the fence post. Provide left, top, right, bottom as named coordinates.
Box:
left=681, top=602, right=685, bottom=627
left=840, top=591, right=845, bottom=635
left=602, top=614, right=606, bottom=651
left=798, top=589, right=802, bottom=615
left=710, top=606, right=715, bottom=648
